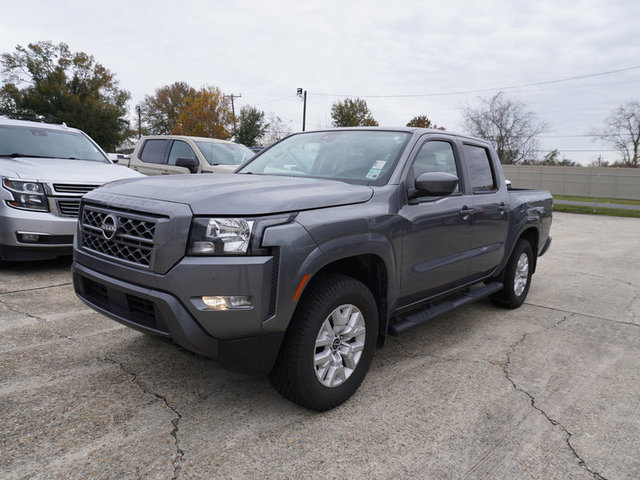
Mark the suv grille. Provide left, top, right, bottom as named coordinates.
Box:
left=57, top=199, right=81, bottom=217
left=53, top=184, right=99, bottom=194
left=80, top=205, right=158, bottom=268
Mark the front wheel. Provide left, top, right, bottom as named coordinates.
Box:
left=269, top=274, right=378, bottom=411
left=491, top=239, right=533, bottom=309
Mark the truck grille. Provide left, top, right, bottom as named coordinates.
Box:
left=57, top=199, right=81, bottom=217
left=80, top=205, right=158, bottom=268
left=53, top=183, right=99, bottom=194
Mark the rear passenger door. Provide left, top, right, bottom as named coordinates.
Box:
left=463, top=142, right=510, bottom=277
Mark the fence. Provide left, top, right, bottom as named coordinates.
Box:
left=502, top=165, right=640, bottom=201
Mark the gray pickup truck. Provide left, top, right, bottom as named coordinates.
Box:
left=72, top=128, right=552, bottom=410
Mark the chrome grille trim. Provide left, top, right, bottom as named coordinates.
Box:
left=57, top=199, right=81, bottom=217
left=80, top=204, right=159, bottom=268
left=53, top=183, right=99, bottom=195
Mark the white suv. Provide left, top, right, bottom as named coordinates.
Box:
left=0, top=118, right=143, bottom=261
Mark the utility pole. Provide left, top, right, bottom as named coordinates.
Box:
left=225, top=93, right=242, bottom=139
left=136, top=105, right=141, bottom=139
left=297, top=88, right=307, bottom=131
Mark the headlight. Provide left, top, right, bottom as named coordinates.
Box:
left=189, top=218, right=254, bottom=255
left=187, top=214, right=298, bottom=256
left=2, top=178, right=49, bottom=212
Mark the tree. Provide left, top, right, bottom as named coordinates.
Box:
left=171, top=86, right=233, bottom=139
left=330, top=98, right=378, bottom=127
left=236, top=106, right=269, bottom=146
left=0, top=41, right=131, bottom=151
left=139, top=81, right=196, bottom=135
left=540, top=149, right=579, bottom=167
left=594, top=99, right=640, bottom=168
left=406, top=115, right=445, bottom=130
left=461, top=92, right=547, bottom=165
left=263, top=114, right=292, bottom=145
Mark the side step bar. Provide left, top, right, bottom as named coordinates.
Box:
left=388, top=282, right=504, bottom=335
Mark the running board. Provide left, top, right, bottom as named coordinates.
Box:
left=388, top=282, right=504, bottom=335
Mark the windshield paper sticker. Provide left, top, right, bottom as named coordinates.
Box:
left=365, top=168, right=382, bottom=180
left=372, top=161, right=386, bottom=169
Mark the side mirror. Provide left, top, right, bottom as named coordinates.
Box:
left=505, top=179, right=512, bottom=190
left=175, top=157, right=199, bottom=174
left=413, top=172, right=459, bottom=197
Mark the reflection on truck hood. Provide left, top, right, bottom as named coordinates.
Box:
left=0, top=157, right=142, bottom=182
left=92, top=173, right=374, bottom=215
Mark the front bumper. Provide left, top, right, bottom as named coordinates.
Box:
left=0, top=206, right=76, bottom=260
left=72, top=254, right=284, bottom=375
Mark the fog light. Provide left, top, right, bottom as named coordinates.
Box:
left=19, top=233, right=40, bottom=242
left=201, top=295, right=253, bottom=310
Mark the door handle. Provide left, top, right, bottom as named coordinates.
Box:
left=459, top=206, right=475, bottom=219
left=498, top=203, right=509, bottom=211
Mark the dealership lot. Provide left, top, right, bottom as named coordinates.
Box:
left=1, top=212, right=639, bottom=480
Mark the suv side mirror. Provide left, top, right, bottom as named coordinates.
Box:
left=505, top=179, right=512, bottom=190
left=413, top=172, right=459, bottom=197
left=175, top=157, right=199, bottom=174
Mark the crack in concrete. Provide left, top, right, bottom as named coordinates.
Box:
left=503, top=313, right=608, bottom=480
left=0, top=297, right=186, bottom=479
left=0, top=282, right=73, bottom=296
left=103, top=355, right=185, bottom=480
left=524, top=301, right=640, bottom=329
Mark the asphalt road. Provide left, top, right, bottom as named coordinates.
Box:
left=1, top=212, right=639, bottom=480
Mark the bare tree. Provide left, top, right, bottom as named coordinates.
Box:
left=263, top=114, right=292, bottom=145
left=594, top=99, right=640, bottom=168
left=461, top=92, right=547, bottom=164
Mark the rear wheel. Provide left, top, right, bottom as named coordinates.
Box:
left=269, top=274, right=378, bottom=411
left=491, top=239, right=533, bottom=309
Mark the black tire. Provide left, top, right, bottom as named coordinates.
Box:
left=491, top=239, right=533, bottom=309
left=269, top=274, right=378, bottom=411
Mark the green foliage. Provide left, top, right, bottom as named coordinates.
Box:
left=236, top=106, right=269, bottom=146
left=330, top=98, right=378, bottom=127
left=139, top=81, right=196, bottom=135
left=0, top=41, right=131, bottom=151
left=406, top=115, right=445, bottom=130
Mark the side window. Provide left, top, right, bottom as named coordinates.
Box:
left=463, top=144, right=497, bottom=193
left=411, top=140, right=460, bottom=192
left=139, top=139, right=170, bottom=164
left=168, top=141, right=197, bottom=165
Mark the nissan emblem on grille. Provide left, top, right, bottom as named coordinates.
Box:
left=100, top=214, right=118, bottom=240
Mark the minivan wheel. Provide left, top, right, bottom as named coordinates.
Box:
left=491, top=239, right=533, bottom=309
left=269, top=274, right=378, bottom=411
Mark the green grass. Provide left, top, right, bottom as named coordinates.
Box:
left=552, top=194, right=640, bottom=206
left=553, top=203, right=640, bottom=218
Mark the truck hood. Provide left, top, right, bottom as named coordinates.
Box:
left=90, top=173, right=374, bottom=215
left=0, top=157, right=143, bottom=183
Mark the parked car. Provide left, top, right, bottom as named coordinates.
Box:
left=72, top=127, right=552, bottom=410
left=121, top=135, right=254, bottom=175
left=0, top=118, right=143, bottom=261
left=248, top=146, right=266, bottom=154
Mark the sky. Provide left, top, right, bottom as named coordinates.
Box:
left=1, top=0, right=639, bottom=165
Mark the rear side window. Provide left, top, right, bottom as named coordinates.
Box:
left=463, top=144, right=497, bottom=193
left=140, top=139, right=170, bottom=164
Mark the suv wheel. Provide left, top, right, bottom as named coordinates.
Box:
left=269, top=274, right=378, bottom=411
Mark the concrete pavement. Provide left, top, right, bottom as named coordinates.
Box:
left=1, top=212, right=639, bottom=479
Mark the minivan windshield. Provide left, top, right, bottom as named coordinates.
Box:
left=195, top=141, right=254, bottom=166
left=0, top=125, right=107, bottom=162
left=237, top=130, right=410, bottom=185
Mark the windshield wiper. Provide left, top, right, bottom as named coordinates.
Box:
left=0, top=153, right=57, bottom=159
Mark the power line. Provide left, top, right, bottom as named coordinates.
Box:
left=253, top=94, right=297, bottom=106
left=308, top=65, right=640, bottom=99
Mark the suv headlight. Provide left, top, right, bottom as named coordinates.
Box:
left=187, top=214, right=297, bottom=256
left=2, top=178, right=49, bottom=212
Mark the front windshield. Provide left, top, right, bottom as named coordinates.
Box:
left=237, top=130, right=410, bottom=185
left=0, top=125, right=107, bottom=162
left=195, top=141, right=254, bottom=165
